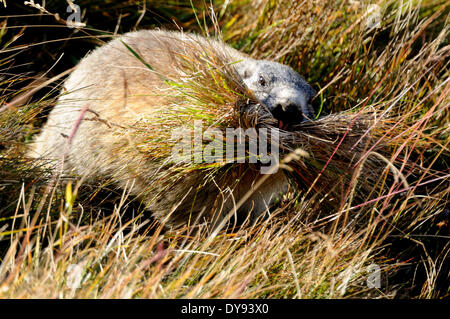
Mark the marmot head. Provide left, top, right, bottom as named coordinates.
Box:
left=236, top=59, right=316, bottom=128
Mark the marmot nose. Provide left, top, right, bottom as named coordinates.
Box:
left=271, top=103, right=303, bottom=124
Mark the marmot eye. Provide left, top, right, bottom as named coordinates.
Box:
left=258, top=76, right=266, bottom=86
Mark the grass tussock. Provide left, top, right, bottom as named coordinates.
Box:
left=0, top=0, right=449, bottom=298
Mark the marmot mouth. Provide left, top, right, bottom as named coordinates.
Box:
left=272, top=105, right=303, bottom=131
left=278, top=120, right=290, bottom=130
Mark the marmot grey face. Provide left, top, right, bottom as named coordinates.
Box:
left=236, top=59, right=315, bottom=128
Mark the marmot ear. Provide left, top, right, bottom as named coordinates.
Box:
left=235, top=59, right=255, bottom=79
left=242, top=69, right=251, bottom=78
